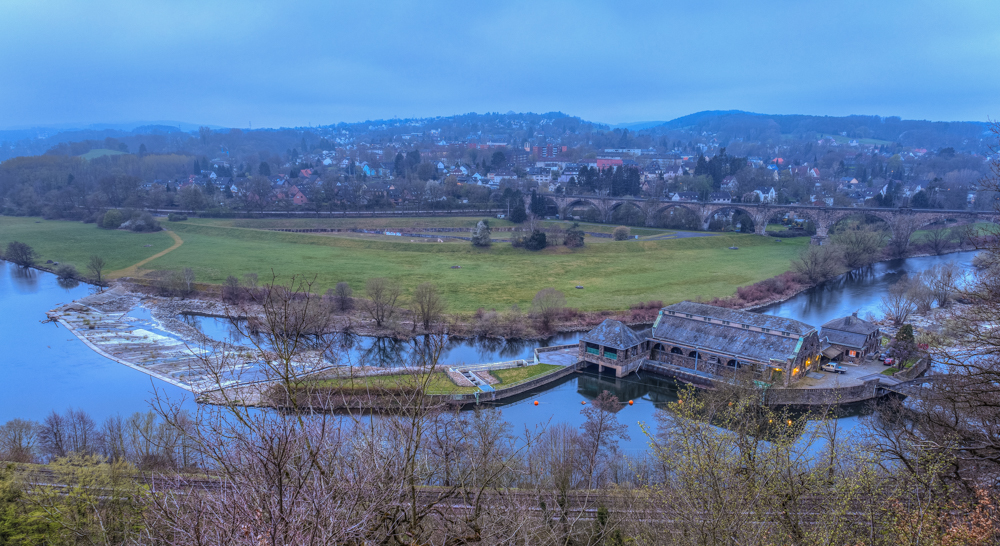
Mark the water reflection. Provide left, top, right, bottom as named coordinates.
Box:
left=180, top=313, right=583, bottom=369
left=760, top=251, right=977, bottom=326
left=57, top=277, right=80, bottom=290
left=0, top=262, right=195, bottom=423
left=9, top=266, right=39, bottom=291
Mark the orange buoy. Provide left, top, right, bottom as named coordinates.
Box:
left=628, top=400, right=634, bottom=405
left=581, top=401, right=586, bottom=405
left=533, top=401, right=539, bottom=406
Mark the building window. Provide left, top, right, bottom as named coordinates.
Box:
left=604, top=348, right=618, bottom=360
left=722, top=320, right=730, bottom=325
left=685, top=313, right=692, bottom=318
left=585, top=342, right=600, bottom=356
left=742, top=324, right=749, bottom=329
left=704, top=317, right=711, bottom=321
left=762, top=328, right=769, bottom=333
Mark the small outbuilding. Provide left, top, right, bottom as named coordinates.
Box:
left=579, top=319, right=648, bottom=378
left=820, top=313, right=881, bottom=362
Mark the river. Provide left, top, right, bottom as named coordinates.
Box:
left=0, top=251, right=977, bottom=452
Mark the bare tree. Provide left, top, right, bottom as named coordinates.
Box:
left=0, top=418, right=39, bottom=463
left=908, top=276, right=935, bottom=314
left=411, top=282, right=445, bottom=331
left=222, top=275, right=241, bottom=303
left=921, top=224, right=956, bottom=255
left=880, top=278, right=916, bottom=325
left=87, top=255, right=106, bottom=286
left=792, top=245, right=843, bottom=283
left=532, top=287, right=566, bottom=331
left=362, top=277, right=401, bottom=327
left=831, top=225, right=888, bottom=269
left=926, top=262, right=959, bottom=307
left=333, top=281, right=352, bottom=311
left=886, top=214, right=923, bottom=258
left=182, top=267, right=196, bottom=296
left=144, top=275, right=535, bottom=545
left=578, top=391, right=629, bottom=489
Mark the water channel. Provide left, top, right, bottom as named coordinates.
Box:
left=0, top=251, right=978, bottom=452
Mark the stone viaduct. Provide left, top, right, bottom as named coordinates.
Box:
left=528, top=194, right=995, bottom=244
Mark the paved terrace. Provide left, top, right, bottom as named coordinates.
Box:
left=786, top=358, right=893, bottom=390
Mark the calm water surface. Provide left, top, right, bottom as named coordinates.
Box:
left=0, top=251, right=978, bottom=452
left=0, top=262, right=195, bottom=422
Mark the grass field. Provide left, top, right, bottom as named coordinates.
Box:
left=0, top=217, right=175, bottom=273
left=0, top=216, right=809, bottom=312
left=312, top=372, right=479, bottom=395
left=492, top=364, right=561, bottom=388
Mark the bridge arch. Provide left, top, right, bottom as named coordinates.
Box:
left=701, top=205, right=765, bottom=234
left=651, top=203, right=702, bottom=230
left=609, top=200, right=647, bottom=227
left=560, top=199, right=603, bottom=222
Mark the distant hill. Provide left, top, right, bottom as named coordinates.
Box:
left=609, top=121, right=671, bottom=131
left=78, top=148, right=126, bottom=160
left=645, top=110, right=990, bottom=151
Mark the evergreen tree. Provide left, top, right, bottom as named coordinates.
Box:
left=509, top=200, right=527, bottom=223
left=394, top=152, right=405, bottom=177
left=529, top=190, right=547, bottom=216
left=694, top=155, right=709, bottom=176
left=258, top=161, right=271, bottom=176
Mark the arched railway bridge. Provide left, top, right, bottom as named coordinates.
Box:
left=529, top=194, right=996, bottom=244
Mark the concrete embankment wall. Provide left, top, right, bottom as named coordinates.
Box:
left=433, top=362, right=581, bottom=405
left=640, top=356, right=932, bottom=407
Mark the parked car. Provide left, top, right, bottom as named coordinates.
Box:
left=821, top=362, right=847, bottom=374
left=883, top=357, right=895, bottom=367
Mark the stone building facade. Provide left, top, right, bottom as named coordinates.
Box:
left=578, top=301, right=824, bottom=387
left=820, top=313, right=881, bottom=362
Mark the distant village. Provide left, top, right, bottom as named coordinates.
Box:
left=1, top=112, right=995, bottom=220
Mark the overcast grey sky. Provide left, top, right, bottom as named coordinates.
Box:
left=2, top=0, right=998, bottom=128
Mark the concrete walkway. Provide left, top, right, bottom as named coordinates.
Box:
left=537, top=347, right=580, bottom=367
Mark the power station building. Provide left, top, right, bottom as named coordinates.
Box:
left=579, top=301, right=825, bottom=386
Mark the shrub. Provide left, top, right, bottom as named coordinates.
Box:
left=123, top=212, right=161, bottom=232
left=470, top=219, right=492, bottom=247
left=167, top=213, right=188, bottom=222
left=101, top=209, right=125, bottom=229
left=3, top=241, right=35, bottom=268
left=612, top=226, right=631, bottom=241
left=524, top=230, right=547, bottom=251
left=55, top=263, right=78, bottom=280
left=564, top=223, right=585, bottom=248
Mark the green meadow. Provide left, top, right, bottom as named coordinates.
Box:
left=0, top=216, right=809, bottom=312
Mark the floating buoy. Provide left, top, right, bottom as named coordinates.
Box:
left=581, top=401, right=586, bottom=405
left=533, top=401, right=538, bottom=406
left=628, top=400, right=633, bottom=405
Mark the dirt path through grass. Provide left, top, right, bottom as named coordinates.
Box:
left=107, top=230, right=183, bottom=279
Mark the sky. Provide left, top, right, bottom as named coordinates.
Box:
left=2, top=0, right=999, bottom=129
